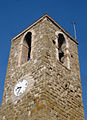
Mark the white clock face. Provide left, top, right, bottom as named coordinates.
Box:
left=14, top=79, right=28, bottom=96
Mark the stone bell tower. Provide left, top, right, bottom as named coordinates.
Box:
left=0, top=14, right=84, bottom=120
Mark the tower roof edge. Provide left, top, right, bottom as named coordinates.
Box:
left=11, top=14, right=78, bottom=44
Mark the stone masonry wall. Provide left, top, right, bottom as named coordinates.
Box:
left=0, top=16, right=84, bottom=120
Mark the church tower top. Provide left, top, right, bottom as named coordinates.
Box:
left=11, top=14, right=78, bottom=44
left=0, top=14, right=84, bottom=120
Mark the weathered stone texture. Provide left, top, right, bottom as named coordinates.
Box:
left=0, top=15, right=84, bottom=120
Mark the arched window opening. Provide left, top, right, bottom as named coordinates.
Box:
left=20, top=32, right=32, bottom=65
left=58, top=33, right=65, bottom=63
left=24, top=32, right=32, bottom=61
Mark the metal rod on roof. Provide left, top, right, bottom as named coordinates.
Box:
left=72, top=22, right=77, bottom=40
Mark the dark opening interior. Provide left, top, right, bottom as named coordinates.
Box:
left=52, top=40, right=56, bottom=45
left=25, top=32, right=32, bottom=60
left=58, top=34, right=65, bottom=63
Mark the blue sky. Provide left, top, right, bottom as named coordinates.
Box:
left=0, top=0, right=87, bottom=119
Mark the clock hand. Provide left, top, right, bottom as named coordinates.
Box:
left=16, top=87, right=22, bottom=91
left=16, top=87, right=22, bottom=95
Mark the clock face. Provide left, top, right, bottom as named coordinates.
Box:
left=14, top=79, right=28, bottom=96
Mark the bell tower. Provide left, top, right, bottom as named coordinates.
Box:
left=0, top=14, right=84, bottom=120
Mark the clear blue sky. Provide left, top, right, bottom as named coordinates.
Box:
left=0, top=0, right=87, bottom=119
